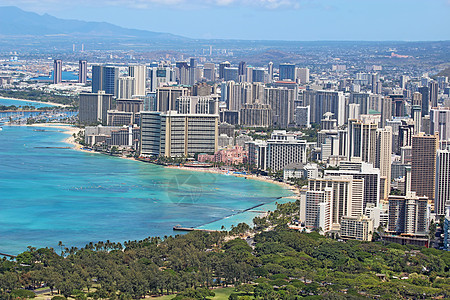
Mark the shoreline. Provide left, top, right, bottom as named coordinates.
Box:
left=18, top=123, right=298, bottom=230
left=0, top=96, right=67, bottom=108
left=165, top=165, right=299, bottom=196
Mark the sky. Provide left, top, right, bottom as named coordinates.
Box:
left=0, top=0, right=449, bottom=41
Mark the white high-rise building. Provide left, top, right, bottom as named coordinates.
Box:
left=340, top=216, right=374, bottom=241
left=128, top=65, right=147, bottom=96
left=140, top=111, right=218, bottom=158
left=176, top=96, right=219, bottom=115
left=116, top=76, right=135, bottom=99
left=267, top=62, right=274, bottom=82
left=435, top=149, right=450, bottom=216
left=376, top=126, right=393, bottom=200
left=326, top=161, right=380, bottom=210
left=348, top=119, right=378, bottom=165
left=296, top=67, right=310, bottom=84
left=149, top=66, right=174, bottom=92
left=430, top=108, right=450, bottom=141
left=308, top=176, right=364, bottom=228
left=305, top=188, right=332, bottom=232
left=266, top=134, right=308, bottom=171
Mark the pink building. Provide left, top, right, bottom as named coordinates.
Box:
left=198, top=146, right=248, bottom=165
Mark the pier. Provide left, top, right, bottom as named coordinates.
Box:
left=0, top=252, right=16, bottom=259
left=173, top=225, right=221, bottom=233
left=34, top=147, right=71, bottom=149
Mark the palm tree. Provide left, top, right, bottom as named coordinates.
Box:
left=58, top=241, right=64, bottom=256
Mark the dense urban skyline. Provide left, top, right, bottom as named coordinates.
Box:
left=0, top=0, right=449, bottom=41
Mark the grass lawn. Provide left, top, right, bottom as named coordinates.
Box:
left=150, top=287, right=242, bottom=300
left=212, top=287, right=236, bottom=299
left=149, top=295, right=176, bottom=300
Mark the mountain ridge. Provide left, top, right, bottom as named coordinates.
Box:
left=0, top=6, right=187, bottom=40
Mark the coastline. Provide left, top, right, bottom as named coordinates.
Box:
left=165, top=165, right=299, bottom=196
left=23, top=123, right=298, bottom=230
left=0, top=96, right=67, bottom=108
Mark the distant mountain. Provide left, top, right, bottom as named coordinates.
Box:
left=0, top=6, right=186, bottom=40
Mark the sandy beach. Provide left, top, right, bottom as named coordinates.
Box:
left=27, top=123, right=299, bottom=197
left=165, top=165, right=299, bottom=196
left=24, top=123, right=94, bottom=154
left=0, top=96, right=68, bottom=108
left=10, top=123, right=298, bottom=231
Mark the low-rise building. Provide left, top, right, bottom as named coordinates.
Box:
left=283, top=163, right=319, bottom=181
left=340, top=215, right=374, bottom=241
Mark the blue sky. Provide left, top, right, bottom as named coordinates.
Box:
left=1, top=0, right=449, bottom=41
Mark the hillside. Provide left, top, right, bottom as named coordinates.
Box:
left=0, top=6, right=185, bottom=41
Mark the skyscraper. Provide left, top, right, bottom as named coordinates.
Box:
left=79, top=91, right=113, bottom=125
left=267, top=62, right=274, bottom=82
left=376, top=126, right=393, bottom=200
left=411, top=132, right=439, bottom=202
left=265, top=87, right=295, bottom=128
left=252, top=68, right=265, bottom=83
left=128, top=65, right=146, bottom=96
left=348, top=119, right=378, bottom=164
left=435, top=149, right=450, bottom=216
left=412, top=105, right=422, bottom=134
left=203, top=63, right=215, bottom=81
left=390, top=94, right=405, bottom=117
left=53, top=59, right=62, bottom=84
left=78, top=60, right=87, bottom=84
left=175, top=61, right=190, bottom=85
left=189, top=58, right=198, bottom=85
left=240, top=103, right=272, bottom=127
left=308, top=176, right=364, bottom=227
left=219, top=61, right=231, bottom=79
left=103, top=66, right=118, bottom=97
left=223, top=67, right=239, bottom=82
left=91, top=65, right=103, bottom=93
left=350, top=93, right=370, bottom=115
left=266, top=136, right=308, bottom=171
left=156, top=86, right=190, bottom=112
left=92, top=65, right=118, bottom=96
left=388, top=167, right=428, bottom=235
left=116, top=77, right=135, bottom=99
left=380, top=96, right=392, bottom=128
left=140, top=111, right=218, bottom=157
left=296, top=68, right=310, bottom=84
left=412, top=92, right=422, bottom=107
left=305, top=188, right=332, bottom=232
left=430, top=107, right=450, bottom=141
left=429, top=81, right=439, bottom=108
left=418, top=86, right=429, bottom=117
left=314, top=90, right=346, bottom=126
left=325, top=162, right=380, bottom=211
left=279, top=63, right=296, bottom=81
left=238, top=61, right=247, bottom=76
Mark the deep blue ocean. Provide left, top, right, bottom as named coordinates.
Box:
left=0, top=126, right=292, bottom=255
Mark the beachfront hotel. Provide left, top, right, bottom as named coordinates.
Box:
left=140, top=111, right=218, bottom=158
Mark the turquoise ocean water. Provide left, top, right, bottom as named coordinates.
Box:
left=0, top=98, right=55, bottom=108
left=0, top=126, right=292, bottom=255
left=31, top=71, right=81, bottom=82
